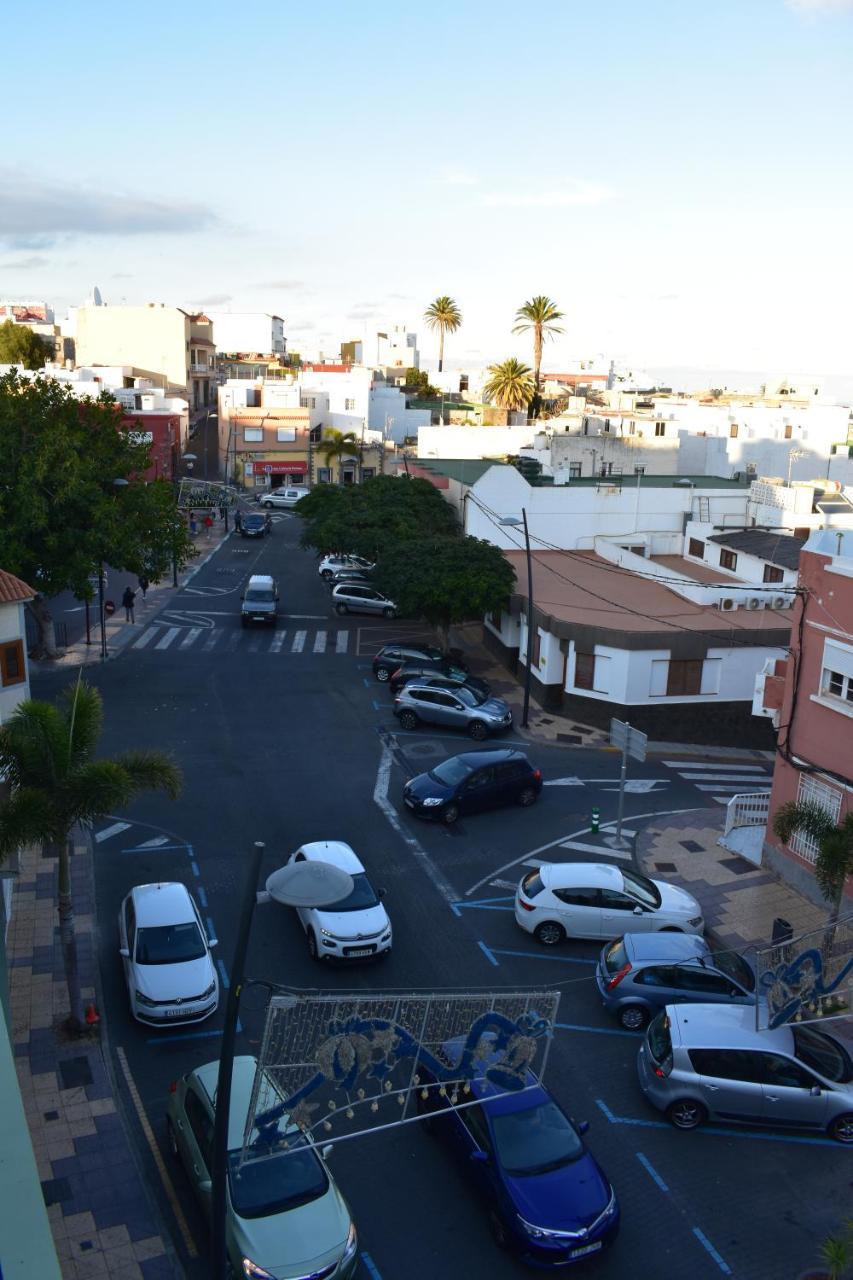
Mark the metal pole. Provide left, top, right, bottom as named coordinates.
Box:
left=84, top=598, right=91, bottom=646
left=211, top=840, right=265, bottom=1280
left=615, top=732, right=629, bottom=844
left=98, top=565, right=106, bottom=661
left=522, top=507, right=534, bottom=729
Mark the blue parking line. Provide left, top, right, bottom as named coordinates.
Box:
left=363, top=677, right=371, bottom=687
left=477, top=940, right=499, bottom=967
left=217, top=959, right=230, bottom=989
left=636, top=1151, right=669, bottom=1192
left=490, top=948, right=596, bottom=966
left=556, top=1022, right=638, bottom=1038
left=206, top=916, right=217, bottom=940
left=197, top=885, right=208, bottom=908
left=692, top=1227, right=731, bottom=1275
left=121, top=843, right=189, bottom=854
left=148, top=1017, right=242, bottom=1046
left=451, top=895, right=515, bottom=914
left=190, top=861, right=201, bottom=878
left=361, top=1252, right=383, bottom=1280
left=595, top=1098, right=846, bottom=1148
left=372, top=700, right=385, bottom=711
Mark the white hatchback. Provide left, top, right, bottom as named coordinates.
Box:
left=287, top=841, right=392, bottom=962
left=318, top=554, right=375, bottom=580
left=118, top=882, right=219, bottom=1025
left=515, top=862, right=704, bottom=947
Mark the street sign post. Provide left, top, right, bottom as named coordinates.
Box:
left=610, top=719, right=647, bottom=846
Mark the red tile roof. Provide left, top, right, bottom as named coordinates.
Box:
left=0, top=569, right=35, bottom=604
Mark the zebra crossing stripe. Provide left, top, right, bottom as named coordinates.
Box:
left=133, top=627, right=160, bottom=649
left=155, top=627, right=181, bottom=650
left=696, top=783, right=767, bottom=793
left=336, top=630, right=349, bottom=654
left=292, top=630, right=307, bottom=653
left=687, top=773, right=770, bottom=783
left=225, top=630, right=242, bottom=652
left=202, top=628, right=222, bottom=652
left=313, top=630, right=327, bottom=653
left=269, top=630, right=287, bottom=653
left=180, top=627, right=204, bottom=649
left=663, top=760, right=767, bottom=772
left=247, top=634, right=263, bottom=653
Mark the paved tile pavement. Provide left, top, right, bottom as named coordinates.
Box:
left=8, top=838, right=178, bottom=1279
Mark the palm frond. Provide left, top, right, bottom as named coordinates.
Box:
left=0, top=701, right=68, bottom=790
left=61, top=677, right=103, bottom=762
left=0, top=786, right=62, bottom=860
left=771, top=800, right=838, bottom=845
left=62, top=760, right=135, bottom=824
left=112, top=751, right=183, bottom=801
left=815, top=820, right=853, bottom=904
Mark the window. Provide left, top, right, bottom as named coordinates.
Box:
left=763, top=564, right=784, bottom=583
left=309, top=424, right=322, bottom=443
left=245, top=389, right=261, bottom=407
left=184, top=1090, right=214, bottom=1169
left=574, top=651, right=595, bottom=690
left=599, top=889, right=637, bottom=912
left=628, top=421, right=636, bottom=435
left=362, top=467, right=375, bottom=480
left=604, top=418, right=611, bottom=432
left=243, top=427, right=263, bottom=442
left=784, top=424, right=793, bottom=439
left=729, top=423, right=739, bottom=438
left=460, top=1104, right=492, bottom=1151
left=755, top=1054, right=816, bottom=1089
left=655, top=422, right=665, bottom=437
left=554, top=887, right=600, bottom=907
left=531, top=630, right=541, bottom=666
left=633, top=465, right=645, bottom=475
left=317, top=467, right=331, bottom=483
left=0, top=640, right=25, bottom=687
left=636, top=966, right=679, bottom=987
left=489, top=608, right=502, bottom=631
left=344, top=398, right=356, bottom=411
left=674, top=967, right=730, bottom=995
left=820, top=640, right=853, bottom=708
left=790, top=775, right=842, bottom=864
left=569, top=462, right=582, bottom=478
left=666, top=659, right=703, bottom=696
left=687, top=1049, right=763, bottom=1082
left=719, top=549, right=738, bottom=571
left=823, top=668, right=853, bottom=703
left=276, top=427, right=296, bottom=442
left=688, top=538, right=705, bottom=558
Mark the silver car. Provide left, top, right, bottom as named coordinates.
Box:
left=394, top=681, right=513, bottom=740
left=257, top=486, right=310, bottom=509
left=637, top=1003, right=853, bottom=1143
left=331, top=583, right=397, bottom=618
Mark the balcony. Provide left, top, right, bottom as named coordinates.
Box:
left=718, top=790, right=770, bottom=865
left=190, top=363, right=213, bottom=375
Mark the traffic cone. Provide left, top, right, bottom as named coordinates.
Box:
left=85, top=1004, right=100, bottom=1028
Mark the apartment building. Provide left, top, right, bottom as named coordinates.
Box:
left=75, top=303, right=216, bottom=408
left=205, top=310, right=285, bottom=356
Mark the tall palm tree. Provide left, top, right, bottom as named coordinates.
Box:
left=483, top=358, right=536, bottom=414
left=0, top=678, right=182, bottom=1031
left=320, top=429, right=360, bottom=483
left=423, top=296, right=462, bottom=373
left=512, top=295, right=565, bottom=417
left=772, top=800, right=853, bottom=925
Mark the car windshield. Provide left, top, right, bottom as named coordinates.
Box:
left=622, top=868, right=662, bottom=909
left=711, top=950, right=756, bottom=992
left=245, top=588, right=275, bottom=603
left=456, top=686, right=486, bottom=707
left=793, top=1025, right=853, bottom=1083
left=647, top=1011, right=672, bottom=1064
left=322, top=872, right=379, bottom=913
left=228, top=1133, right=328, bottom=1219
left=521, top=870, right=544, bottom=899
left=604, top=938, right=629, bottom=974
left=244, top=516, right=264, bottom=528
left=490, top=1100, right=583, bottom=1176
left=135, top=922, right=206, bottom=965
left=430, top=757, right=473, bottom=787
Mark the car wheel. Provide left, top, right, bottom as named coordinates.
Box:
left=534, top=920, right=565, bottom=947
left=829, top=1113, right=853, bottom=1144
left=307, top=930, right=321, bottom=962
left=375, top=666, right=391, bottom=683
left=467, top=720, right=488, bottom=741
left=166, top=1117, right=179, bottom=1159
left=442, top=804, right=459, bottom=825
left=517, top=787, right=537, bottom=807
left=398, top=710, right=418, bottom=731
left=335, top=603, right=348, bottom=615
left=321, top=569, right=334, bottom=580
left=382, top=606, right=396, bottom=619
left=263, top=502, right=273, bottom=508
left=666, top=1099, right=707, bottom=1131
left=618, top=1005, right=649, bottom=1031
left=489, top=1211, right=510, bottom=1251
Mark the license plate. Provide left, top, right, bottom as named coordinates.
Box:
left=165, top=1007, right=191, bottom=1017
left=349, top=948, right=372, bottom=957
left=570, top=1243, right=601, bottom=1259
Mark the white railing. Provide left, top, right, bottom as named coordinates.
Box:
left=724, top=791, right=771, bottom=835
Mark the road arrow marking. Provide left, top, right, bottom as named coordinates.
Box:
left=543, top=777, right=585, bottom=787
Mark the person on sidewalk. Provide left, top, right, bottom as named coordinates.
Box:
left=189, top=513, right=198, bottom=537
left=234, top=508, right=243, bottom=533
left=220, top=504, right=227, bottom=521
left=137, top=574, right=149, bottom=600
left=203, top=512, right=214, bottom=535
left=122, top=586, right=137, bottom=623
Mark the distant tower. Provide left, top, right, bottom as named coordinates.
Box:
left=90, top=286, right=104, bottom=306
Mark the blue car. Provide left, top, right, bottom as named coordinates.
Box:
left=403, top=748, right=542, bottom=825
left=417, top=1040, right=619, bottom=1267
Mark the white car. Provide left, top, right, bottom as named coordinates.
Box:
left=515, top=862, right=704, bottom=946
left=287, top=841, right=392, bottom=961
left=257, top=486, right=310, bottom=509
left=118, top=882, right=219, bottom=1025
left=318, top=554, right=375, bottom=580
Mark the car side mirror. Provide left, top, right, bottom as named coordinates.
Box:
left=198, top=1178, right=212, bottom=1194
left=321, top=1144, right=334, bottom=1159
left=470, top=1149, right=489, bottom=1164
left=574, top=1119, right=590, bottom=1136
left=208, top=938, right=218, bottom=949
left=119, top=947, right=130, bottom=958
left=809, top=1085, right=821, bottom=1097
left=633, top=905, right=643, bottom=915
left=378, top=887, right=387, bottom=899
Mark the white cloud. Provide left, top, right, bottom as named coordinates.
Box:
left=437, top=167, right=479, bottom=186
left=786, top=0, right=853, bottom=11
left=481, top=181, right=614, bottom=209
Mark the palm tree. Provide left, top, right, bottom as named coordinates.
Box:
left=423, top=296, right=462, bottom=373
left=483, top=358, right=536, bottom=414
left=772, top=801, right=853, bottom=925
left=0, top=678, right=182, bottom=1032
left=512, top=295, right=565, bottom=418
left=320, top=429, right=360, bottom=483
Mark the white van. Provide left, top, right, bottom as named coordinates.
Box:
left=240, top=574, right=279, bottom=627
left=258, top=487, right=310, bottom=510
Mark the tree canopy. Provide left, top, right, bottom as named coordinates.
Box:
left=298, top=474, right=458, bottom=559
left=483, top=358, right=535, bottom=412
left=423, top=296, right=462, bottom=373
left=512, top=296, right=565, bottom=417
left=0, top=319, right=52, bottom=369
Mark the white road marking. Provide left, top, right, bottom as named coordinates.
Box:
left=663, top=760, right=768, bottom=772
left=269, top=630, right=287, bottom=653
left=131, top=836, right=170, bottom=848
left=599, top=780, right=669, bottom=794
left=133, top=627, right=160, bottom=649
left=248, top=634, right=263, bottom=653
left=313, top=630, right=327, bottom=653
left=373, top=741, right=457, bottom=906
left=202, top=628, right=223, bottom=652
left=292, top=630, right=307, bottom=653
left=543, top=777, right=585, bottom=787
left=225, top=630, right=242, bottom=652
left=695, top=783, right=766, bottom=793
left=154, top=627, right=180, bottom=650
left=336, top=630, right=349, bottom=654
left=95, top=822, right=131, bottom=842
left=490, top=878, right=520, bottom=890
left=180, top=627, right=204, bottom=649
left=559, top=838, right=632, bottom=859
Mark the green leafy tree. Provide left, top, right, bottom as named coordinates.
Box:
left=0, top=371, right=193, bottom=656
left=319, top=428, right=360, bottom=482
left=404, top=368, right=440, bottom=398
left=298, top=474, right=458, bottom=560
left=772, top=801, right=853, bottom=924
left=512, top=295, right=565, bottom=417
left=374, top=535, right=516, bottom=649
left=423, top=296, right=462, bottom=373
left=0, top=319, right=52, bottom=369
left=483, top=358, right=536, bottom=414
left=0, top=679, right=182, bottom=1032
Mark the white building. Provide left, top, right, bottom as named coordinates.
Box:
left=205, top=310, right=285, bottom=356
left=417, top=423, right=537, bottom=460
left=375, top=325, right=418, bottom=370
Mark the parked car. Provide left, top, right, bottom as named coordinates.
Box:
left=416, top=1036, right=619, bottom=1264
left=257, top=486, right=310, bottom=509
left=241, top=512, right=271, bottom=538
left=167, top=1056, right=359, bottom=1278
left=319, top=554, right=374, bottom=580
left=637, top=1003, right=853, bottom=1143
left=403, top=748, right=542, bottom=825
left=327, top=568, right=372, bottom=589
left=388, top=662, right=490, bottom=698
left=118, top=882, right=218, bottom=1026
left=595, top=933, right=757, bottom=1029
left=372, top=641, right=466, bottom=682
left=394, top=681, right=512, bottom=740
left=331, top=583, right=397, bottom=618
left=515, top=864, right=704, bottom=947
left=240, top=573, right=279, bottom=627
left=286, top=841, right=392, bottom=962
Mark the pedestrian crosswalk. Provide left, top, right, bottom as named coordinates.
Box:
left=125, top=624, right=351, bottom=657
left=663, top=759, right=772, bottom=804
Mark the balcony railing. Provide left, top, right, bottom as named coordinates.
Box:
left=724, top=791, right=770, bottom=834
left=190, top=363, right=213, bottom=375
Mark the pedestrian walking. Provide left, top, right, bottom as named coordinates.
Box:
left=121, top=586, right=137, bottom=623
left=138, top=574, right=149, bottom=599
left=189, top=514, right=198, bottom=537
left=219, top=504, right=227, bottom=521
left=203, top=512, right=214, bottom=534
left=234, top=508, right=243, bottom=533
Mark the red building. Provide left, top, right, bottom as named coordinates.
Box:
left=762, top=529, right=853, bottom=905
left=122, top=412, right=179, bottom=482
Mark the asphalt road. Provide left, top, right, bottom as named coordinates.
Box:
left=32, top=516, right=850, bottom=1280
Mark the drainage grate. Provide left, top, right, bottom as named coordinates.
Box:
left=58, top=1055, right=93, bottom=1090
left=719, top=857, right=756, bottom=876
left=679, top=840, right=705, bottom=853
left=654, top=861, right=677, bottom=872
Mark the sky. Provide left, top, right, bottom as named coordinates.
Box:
left=1, top=0, right=852, bottom=378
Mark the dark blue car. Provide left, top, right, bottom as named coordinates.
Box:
left=417, top=1042, right=619, bottom=1267
left=403, top=748, right=542, bottom=825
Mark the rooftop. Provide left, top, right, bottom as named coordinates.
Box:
left=707, top=529, right=805, bottom=571
left=410, top=457, right=499, bottom=485
left=555, top=474, right=749, bottom=490
left=651, top=555, right=740, bottom=585
left=0, top=568, right=35, bottom=604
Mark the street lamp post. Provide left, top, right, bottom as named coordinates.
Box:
left=99, top=478, right=129, bottom=661
left=499, top=510, right=534, bottom=728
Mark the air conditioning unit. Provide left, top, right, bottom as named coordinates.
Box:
left=719, top=598, right=736, bottom=611
left=773, top=595, right=789, bottom=610
left=747, top=598, right=761, bottom=610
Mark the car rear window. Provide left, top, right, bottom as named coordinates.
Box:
left=711, top=949, right=756, bottom=993
left=647, top=1011, right=672, bottom=1064
left=793, top=1025, right=853, bottom=1083
left=603, top=938, right=628, bottom=974
left=521, top=870, right=544, bottom=899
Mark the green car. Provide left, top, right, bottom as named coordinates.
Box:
left=167, top=1056, right=358, bottom=1280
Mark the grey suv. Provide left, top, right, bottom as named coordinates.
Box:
left=596, top=933, right=756, bottom=1030
left=394, top=682, right=512, bottom=740
left=331, top=583, right=397, bottom=618
left=638, top=1003, right=853, bottom=1143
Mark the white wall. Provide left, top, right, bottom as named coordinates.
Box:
left=418, top=423, right=537, bottom=459
left=206, top=311, right=285, bottom=355
left=369, top=385, right=431, bottom=442
left=682, top=521, right=799, bottom=589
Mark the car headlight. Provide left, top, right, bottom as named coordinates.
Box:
left=517, top=1215, right=586, bottom=1241
left=242, top=1258, right=276, bottom=1279
left=201, top=981, right=216, bottom=999
left=421, top=797, right=443, bottom=807
left=602, top=1186, right=618, bottom=1218
left=342, top=1221, right=358, bottom=1262
left=688, top=915, right=703, bottom=927
left=134, top=990, right=161, bottom=1008
left=319, top=928, right=340, bottom=940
